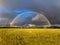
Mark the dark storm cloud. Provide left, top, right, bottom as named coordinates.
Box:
left=0, top=0, right=60, bottom=26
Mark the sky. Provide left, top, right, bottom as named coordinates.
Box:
left=0, top=0, right=60, bottom=26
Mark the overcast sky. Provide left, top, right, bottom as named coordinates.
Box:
left=0, top=0, right=60, bottom=26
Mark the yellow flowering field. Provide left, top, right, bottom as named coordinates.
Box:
left=0, top=28, right=60, bottom=45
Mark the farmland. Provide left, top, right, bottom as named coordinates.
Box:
left=0, top=28, right=60, bottom=45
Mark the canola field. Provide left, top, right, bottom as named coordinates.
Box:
left=0, top=28, right=60, bottom=45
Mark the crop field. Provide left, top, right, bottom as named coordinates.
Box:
left=0, top=28, right=60, bottom=45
